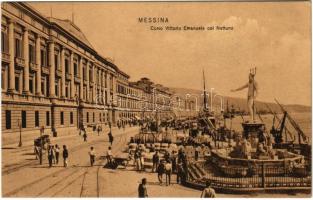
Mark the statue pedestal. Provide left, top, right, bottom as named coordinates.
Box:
left=242, top=121, right=265, bottom=148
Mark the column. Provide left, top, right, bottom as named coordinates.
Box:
left=79, top=57, right=83, bottom=100
left=8, top=19, right=15, bottom=93
left=70, top=52, right=75, bottom=99
left=35, top=35, right=41, bottom=95
left=49, top=40, right=55, bottom=97
left=86, top=60, right=90, bottom=102
left=99, top=69, right=102, bottom=104
left=107, top=73, right=111, bottom=105
left=22, top=27, right=29, bottom=94
left=60, top=47, right=66, bottom=98
left=92, top=64, right=96, bottom=103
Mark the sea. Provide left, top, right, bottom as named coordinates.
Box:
left=224, top=112, right=312, bottom=141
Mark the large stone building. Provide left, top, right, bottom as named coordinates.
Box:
left=1, top=2, right=181, bottom=136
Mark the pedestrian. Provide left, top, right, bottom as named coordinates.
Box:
left=51, top=145, right=56, bottom=164
left=138, top=178, right=148, bottom=198
left=89, top=146, right=96, bottom=166
left=176, top=163, right=184, bottom=184
left=200, top=181, right=216, bottom=198
left=55, top=144, right=60, bottom=164
left=165, top=160, right=172, bottom=186
left=63, top=145, right=69, bottom=167
left=171, top=150, right=177, bottom=173
left=134, top=148, right=141, bottom=171
left=152, top=151, right=159, bottom=173
left=108, top=131, right=114, bottom=146
left=106, top=146, right=113, bottom=167
left=47, top=145, right=54, bottom=167
left=157, top=160, right=165, bottom=185
left=140, top=149, right=145, bottom=171
left=83, top=131, right=87, bottom=142
left=97, top=126, right=100, bottom=136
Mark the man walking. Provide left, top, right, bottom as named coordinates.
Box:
left=165, top=160, right=172, bottom=186
left=152, top=151, right=159, bottom=172
left=138, top=178, right=148, bottom=198
left=89, top=146, right=96, bottom=166
left=108, top=131, right=114, bottom=146
left=157, top=160, right=165, bottom=185
left=55, top=144, right=60, bottom=164
left=63, top=145, right=69, bottom=167
left=47, top=145, right=54, bottom=167
left=83, top=131, right=87, bottom=142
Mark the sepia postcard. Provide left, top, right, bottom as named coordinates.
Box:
left=1, top=1, right=311, bottom=198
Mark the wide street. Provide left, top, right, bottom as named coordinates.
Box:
left=1, top=125, right=309, bottom=198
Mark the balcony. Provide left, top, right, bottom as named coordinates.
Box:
left=2, top=52, right=10, bottom=63
left=55, top=69, right=62, bottom=77
left=42, top=66, right=49, bottom=74
left=74, top=76, right=81, bottom=84
left=66, top=73, right=72, bottom=80
left=29, top=62, right=38, bottom=71
left=15, top=57, right=25, bottom=67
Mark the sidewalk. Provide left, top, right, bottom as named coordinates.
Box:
left=2, top=125, right=139, bottom=148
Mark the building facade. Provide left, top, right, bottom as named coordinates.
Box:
left=1, top=2, right=194, bottom=136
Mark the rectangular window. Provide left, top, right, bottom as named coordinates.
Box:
left=29, top=79, right=33, bottom=94
left=54, top=54, right=59, bottom=69
left=1, top=31, right=9, bottom=53
left=1, top=70, right=5, bottom=90
left=83, top=67, right=86, bottom=80
left=99, top=113, right=102, bottom=122
left=60, top=111, right=64, bottom=125
left=87, top=112, right=89, bottom=123
left=65, top=59, right=69, bottom=74
left=15, top=76, right=19, bottom=92
left=93, top=112, right=95, bottom=123
left=70, top=112, right=73, bottom=124
left=74, top=63, right=78, bottom=76
left=41, top=79, right=45, bottom=95
left=35, top=111, right=39, bottom=127
left=55, top=82, right=59, bottom=97
left=29, top=44, right=35, bottom=63
left=5, top=110, right=11, bottom=129
left=89, top=69, right=92, bottom=82
left=15, top=38, right=22, bottom=58
left=40, top=49, right=47, bottom=67
left=46, top=111, right=50, bottom=126
left=21, top=110, right=26, bottom=128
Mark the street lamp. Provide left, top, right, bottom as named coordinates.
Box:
left=17, top=119, right=22, bottom=147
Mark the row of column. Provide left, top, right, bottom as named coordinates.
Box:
left=6, top=19, right=115, bottom=105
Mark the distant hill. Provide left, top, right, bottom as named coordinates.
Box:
left=169, top=87, right=311, bottom=114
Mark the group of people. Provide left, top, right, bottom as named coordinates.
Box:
left=88, top=146, right=114, bottom=168
left=47, top=144, right=69, bottom=167
left=151, top=149, right=188, bottom=186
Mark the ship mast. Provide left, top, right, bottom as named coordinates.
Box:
left=203, top=69, right=208, bottom=112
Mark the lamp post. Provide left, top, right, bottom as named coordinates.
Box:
left=39, top=126, right=44, bottom=165
left=17, top=119, right=22, bottom=147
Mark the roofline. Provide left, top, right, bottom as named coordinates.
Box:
left=15, top=2, right=125, bottom=74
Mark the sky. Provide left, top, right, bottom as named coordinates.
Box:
left=29, top=2, right=311, bottom=106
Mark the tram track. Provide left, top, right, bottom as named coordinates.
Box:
left=3, top=134, right=117, bottom=176
left=4, top=129, right=134, bottom=197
